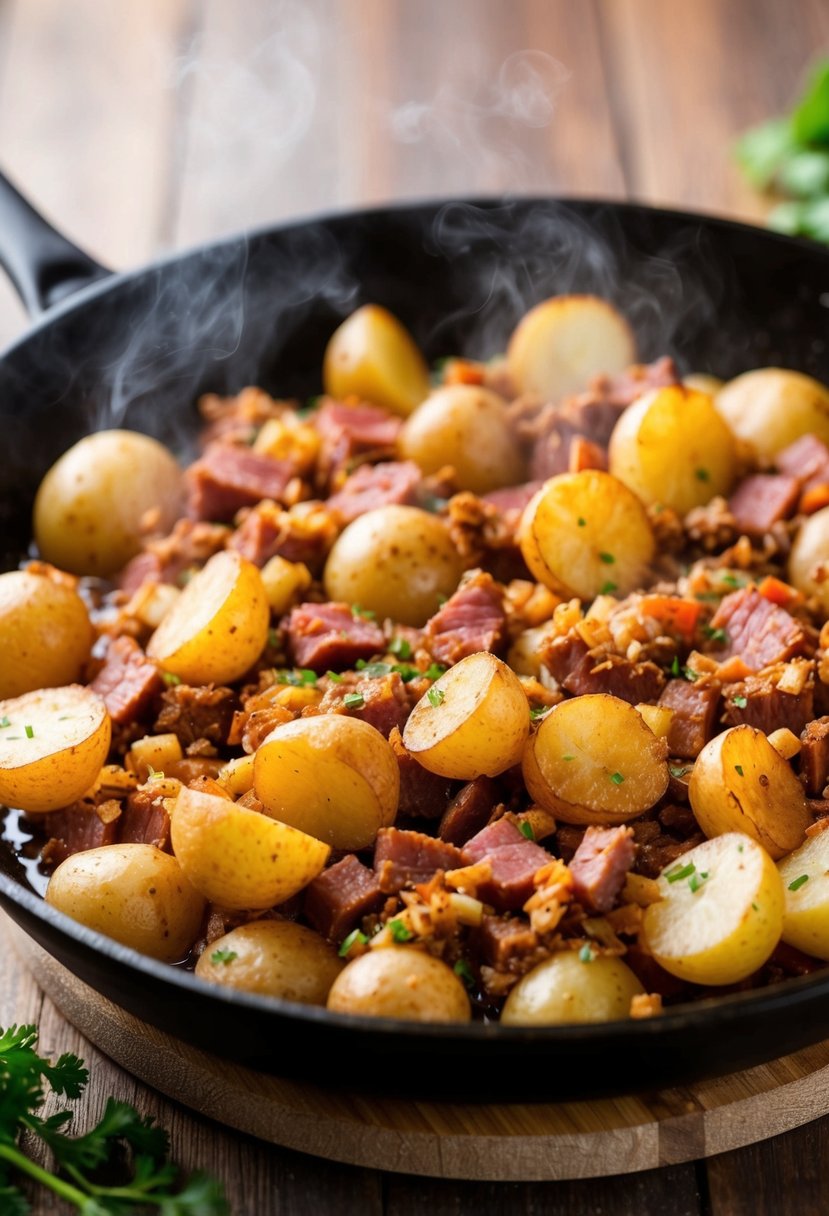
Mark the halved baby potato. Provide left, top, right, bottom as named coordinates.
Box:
left=501, top=950, right=644, bottom=1025
left=507, top=294, right=636, bottom=401
left=170, top=785, right=330, bottom=910
left=642, top=832, right=784, bottom=985
left=46, top=842, right=205, bottom=963
left=147, top=549, right=269, bottom=685
left=519, top=471, right=655, bottom=601
left=608, top=385, right=738, bottom=514
left=716, top=367, right=829, bottom=458
left=778, top=830, right=829, bottom=960
left=689, top=725, right=811, bottom=859
left=323, top=303, right=430, bottom=417
left=788, top=506, right=829, bottom=614
left=0, top=685, right=111, bottom=813
left=254, top=715, right=399, bottom=850
left=402, top=652, right=529, bottom=779
left=195, top=919, right=343, bottom=1003
left=522, top=693, right=669, bottom=825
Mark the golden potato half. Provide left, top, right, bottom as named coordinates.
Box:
left=402, top=651, right=529, bottom=779
left=33, top=429, right=183, bottom=576
left=0, top=685, right=111, bottom=813
left=643, top=833, right=784, bottom=985
left=171, top=785, right=330, bottom=910
left=779, top=830, right=829, bottom=961
left=522, top=693, right=669, bottom=825
left=507, top=294, right=636, bottom=400
left=147, top=549, right=269, bottom=685
left=323, top=303, right=430, bottom=417
left=0, top=569, right=94, bottom=699
left=254, top=715, right=400, bottom=850
left=608, top=385, right=737, bottom=514
left=519, top=470, right=655, bottom=601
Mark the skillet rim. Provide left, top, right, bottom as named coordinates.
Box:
left=3, top=192, right=829, bottom=1067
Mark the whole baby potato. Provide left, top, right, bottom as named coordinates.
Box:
left=323, top=303, right=430, bottom=417
left=46, top=843, right=205, bottom=962
left=326, top=947, right=471, bottom=1022
left=0, top=569, right=94, bottom=699
left=33, top=429, right=183, bottom=576
left=501, top=951, right=644, bottom=1025
left=716, top=368, right=829, bottom=458
left=789, top=506, right=829, bottom=614
left=400, top=385, right=526, bottom=493
left=323, top=505, right=464, bottom=626
left=195, top=919, right=343, bottom=1003
left=254, top=715, right=399, bottom=850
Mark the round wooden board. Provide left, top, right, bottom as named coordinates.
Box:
left=11, top=924, right=829, bottom=1182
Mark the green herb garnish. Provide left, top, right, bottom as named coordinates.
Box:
left=0, top=1023, right=227, bottom=1213
left=733, top=695, right=748, bottom=709
left=788, top=874, right=810, bottom=892
left=666, top=862, right=696, bottom=884
left=695, top=468, right=710, bottom=482
left=519, top=821, right=535, bottom=840
left=351, top=603, right=376, bottom=620
left=599, top=552, right=615, bottom=564
left=609, top=771, right=625, bottom=785
left=735, top=764, right=744, bottom=776
left=210, top=949, right=237, bottom=965
left=0, top=717, right=11, bottom=728
left=162, top=671, right=182, bottom=686
left=704, top=626, right=728, bottom=644
left=389, top=636, right=412, bottom=660
left=326, top=670, right=344, bottom=682
left=453, top=959, right=475, bottom=988
left=427, top=687, right=445, bottom=708
left=343, top=692, right=365, bottom=709
left=599, top=581, right=618, bottom=596
left=424, top=662, right=447, bottom=680
left=669, top=765, right=690, bottom=778
left=578, top=944, right=594, bottom=963
left=23, top=725, right=33, bottom=740
left=338, top=929, right=368, bottom=957
left=388, top=919, right=413, bottom=943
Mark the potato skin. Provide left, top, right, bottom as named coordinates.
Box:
left=323, top=505, right=464, bottom=627
left=33, top=429, right=183, bottom=576
left=46, top=843, right=205, bottom=963
left=0, top=569, right=94, bottom=698
left=195, top=919, right=343, bottom=1003
left=501, top=951, right=644, bottom=1025
left=716, top=367, right=829, bottom=458
left=326, top=948, right=471, bottom=1022
left=170, top=785, right=330, bottom=910
left=323, top=303, right=430, bottom=417
left=254, top=715, right=400, bottom=850
left=400, top=385, right=526, bottom=494
left=789, top=507, right=829, bottom=613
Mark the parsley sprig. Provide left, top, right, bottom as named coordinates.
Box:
left=0, top=1024, right=227, bottom=1213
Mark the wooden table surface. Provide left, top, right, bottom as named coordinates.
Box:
left=1, top=1, right=829, bottom=1211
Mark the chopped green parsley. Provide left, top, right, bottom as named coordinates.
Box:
left=427, top=687, right=445, bottom=708
left=666, top=862, right=696, bottom=883
left=389, top=919, right=414, bottom=943
left=389, top=636, right=412, bottom=660
left=210, top=949, right=237, bottom=965
left=338, top=928, right=368, bottom=957
left=733, top=694, right=748, bottom=709
left=343, top=692, right=365, bottom=709
left=788, top=874, right=810, bottom=891
left=519, top=821, right=535, bottom=840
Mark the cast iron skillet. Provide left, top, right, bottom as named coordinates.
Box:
left=1, top=171, right=829, bottom=1100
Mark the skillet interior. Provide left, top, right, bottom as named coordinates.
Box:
left=2, top=197, right=829, bottom=1098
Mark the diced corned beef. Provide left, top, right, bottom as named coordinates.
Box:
left=728, top=474, right=800, bottom=536
left=90, top=636, right=162, bottom=725
left=568, top=825, right=635, bottom=914
left=776, top=434, right=829, bottom=485
left=389, top=727, right=456, bottom=819
left=592, top=356, right=679, bottom=412
left=326, top=461, right=421, bottom=523
left=658, top=803, right=699, bottom=836
left=635, top=830, right=702, bottom=879
left=118, top=789, right=170, bottom=850
left=623, top=945, right=687, bottom=999
left=475, top=914, right=539, bottom=968
left=186, top=443, right=296, bottom=521
left=425, top=571, right=507, bottom=665
left=286, top=602, right=386, bottom=672
left=154, top=683, right=238, bottom=747
left=119, top=520, right=231, bottom=592
left=481, top=481, right=544, bottom=518
left=373, top=827, right=464, bottom=893
left=314, top=400, right=402, bottom=479
left=40, top=804, right=119, bottom=867
left=658, top=678, right=721, bottom=759
left=800, top=717, right=829, bottom=796
left=229, top=501, right=334, bottom=571
left=118, top=552, right=163, bottom=594
left=439, top=777, right=498, bottom=845
left=303, top=854, right=385, bottom=941
left=723, top=665, right=815, bottom=736
left=544, top=634, right=665, bottom=704
left=529, top=415, right=585, bottom=481
left=710, top=588, right=808, bottom=673
left=348, top=673, right=411, bottom=737
left=461, top=818, right=551, bottom=911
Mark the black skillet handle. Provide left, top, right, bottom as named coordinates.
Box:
left=0, top=170, right=111, bottom=316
